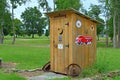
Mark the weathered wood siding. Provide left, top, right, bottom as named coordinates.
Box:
left=48, top=10, right=97, bottom=74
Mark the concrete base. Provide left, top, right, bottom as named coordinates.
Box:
left=28, top=72, right=67, bottom=80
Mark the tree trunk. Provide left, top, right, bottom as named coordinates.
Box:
left=118, top=15, right=120, bottom=48
left=32, top=34, right=34, bottom=38
left=0, top=27, right=4, bottom=44
left=97, top=35, right=99, bottom=41
left=53, top=0, right=55, bottom=11
left=105, top=11, right=109, bottom=47
left=11, top=3, right=16, bottom=45
left=113, top=12, right=117, bottom=48
left=0, top=0, right=5, bottom=44
left=106, top=30, right=109, bottom=47
left=113, top=0, right=117, bottom=48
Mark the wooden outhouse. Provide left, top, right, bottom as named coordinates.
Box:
left=44, top=9, right=99, bottom=76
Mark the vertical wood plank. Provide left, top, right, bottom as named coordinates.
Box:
left=64, top=17, right=69, bottom=74
left=50, top=17, right=54, bottom=71
left=69, top=13, right=73, bottom=65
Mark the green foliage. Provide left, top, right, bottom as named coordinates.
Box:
left=82, top=47, right=120, bottom=77
left=37, top=17, right=47, bottom=37
left=0, top=0, right=10, bottom=44
left=10, top=0, right=30, bottom=44
left=88, top=4, right=101, bottom=19
left=14, top=18, right=23, bottom=36
left=10, top=0, right=30, bottom=8
left=55, top=0, right=82, bottom=11
left=108, top=17, right=113, bottom=40
left=96, top=17, right=104, bottom=39
left=95, top=49, right=109, bottom=73
left=3, top=11, right=12, bottom=36
left=21, top=7, right=45, bottom=38
left=99, top=0, right=120, bottom=48
left=87, top=4, right=104, bottom=40
left=38, top=0, right=51, bottom=12
left=45, top=29, right=49, bottom=37
left=112, top=76, right=120, bottom=80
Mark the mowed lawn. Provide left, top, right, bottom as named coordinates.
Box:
left=0, top=37, right=120, bottom=80
left=0, top=37, right=50, bottom=69
left=0, top=37, right=50, bottom=80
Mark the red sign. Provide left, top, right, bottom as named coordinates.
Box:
left=75, top=35, right=92, bottom=45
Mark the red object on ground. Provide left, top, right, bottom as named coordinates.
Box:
left=75, top=35, right=92, bottom=45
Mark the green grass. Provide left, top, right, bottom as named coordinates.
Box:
left=4, top=38, right=50, bottom=46
left=0, top=45, right=50, bottom=69
left=97, top=48, right=120, bottom=71
left=0, top=36, right=120, bottom=80
left=112, top=76, right=120, bottom=80
left=52, top=77, right=71, bottom=80
left=82, top=41, right=120, bottom=79
left=0, top=72, right=26, bottom=80
left=103, top=76, right=120, bottom=80
left=0, top=36, right=50, bottom=80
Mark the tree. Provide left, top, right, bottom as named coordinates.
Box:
left=21, top=7, right=43, bottom=38
left=54, top=0, right=82, bottom=11
left=4, top=11, right=12, bottom=36
left=14, top=18, right=23, bottom=37
left=38, top=0, right=51, bottom=12
left=38, top=0, right=51, bottom=38
left=113, top=0, right=117, bottom=48
left=88, top=4, right=101, bottom=19
left=118, top=12, right=120, bottom=47
left=116, top=0, right=120, bottom=48
left=45, top=29, right=49, bottom=37
left=98, top=0, right=113, bottom=47
left=0, top=0, right=8, bottom=44
left=99, top=0, right=120, bottom=48
left=108, top=17, right=113, bottom=41
left=96, top=18, right=104, bottom=41
left=37, top=17, right=47, bottom=37
left=87, top=4, right=104, bottom=41
left=10, top=0, right=30, bottom=44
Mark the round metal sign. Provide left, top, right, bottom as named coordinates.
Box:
left=76, top=20, right=82, bottom=28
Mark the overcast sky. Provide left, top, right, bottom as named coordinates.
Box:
left=13, top=0, right=99, bottom=19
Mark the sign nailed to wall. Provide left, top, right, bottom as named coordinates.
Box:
left=75, top=35, right=92, bottom=45
left=58, top=44, right=63, bottom=49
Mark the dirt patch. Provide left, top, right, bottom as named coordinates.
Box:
left=18, top=70, right=44, bottom=78
left=1, top=62, right=17, bottom=69
left=1, top=62, right=44, bottom=78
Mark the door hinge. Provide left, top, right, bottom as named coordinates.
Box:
left=65, top=44, right=69, bottom=48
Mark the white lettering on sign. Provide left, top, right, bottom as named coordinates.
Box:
left=58, top=44, right=63, bottom=49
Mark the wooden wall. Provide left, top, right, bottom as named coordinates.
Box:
left=71, top=13, right=97, bottom=69
left=48, top=10, right=97, bottom=74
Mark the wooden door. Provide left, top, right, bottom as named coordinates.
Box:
left=51, top=17, right=69, bottom=74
